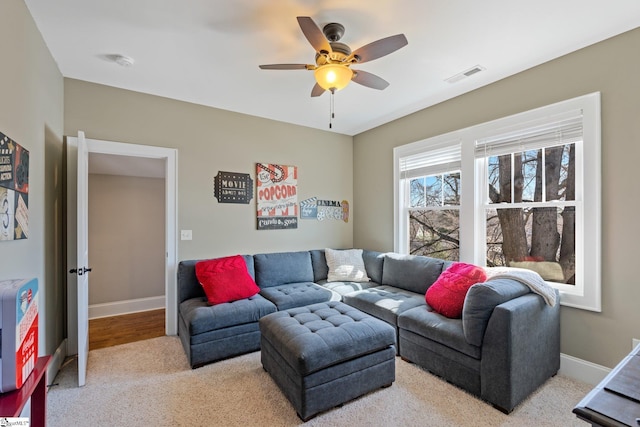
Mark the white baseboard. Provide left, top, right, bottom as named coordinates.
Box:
left=48, top=338, right=67, bottom=387
left=89, top=295, right=165, bottom=319
left=559, top=352, right=611, bottom=386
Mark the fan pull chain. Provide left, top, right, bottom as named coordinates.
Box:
left=329, top=88, right=336, bottom=129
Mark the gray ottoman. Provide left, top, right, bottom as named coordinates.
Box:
left=259, top=301, right=396, bottom=421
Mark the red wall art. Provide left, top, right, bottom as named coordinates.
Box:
left=256, top=163, right=298, bottom=230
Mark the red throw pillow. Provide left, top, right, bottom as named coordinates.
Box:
left=425, top=262, right=487, bottom=318
left=195, top=255, right=259, bottom=305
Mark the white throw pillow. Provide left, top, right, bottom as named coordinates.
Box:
left=325, top=248, right=371, bottom=282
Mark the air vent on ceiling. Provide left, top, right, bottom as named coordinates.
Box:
left=445, top=65, right=486, bottom=84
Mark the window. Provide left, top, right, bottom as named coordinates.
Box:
left=396, top=139, right=461, bottom=261
left=394, top=93, right=601, bottom=311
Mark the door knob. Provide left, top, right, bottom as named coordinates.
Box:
left=78, top=267, right=92, bottom=275
left=69, top=267, right=92, bottom=275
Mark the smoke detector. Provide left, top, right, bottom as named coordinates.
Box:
left=113, top=55, right=134, bottom=67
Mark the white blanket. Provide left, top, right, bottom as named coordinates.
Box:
left=483, top=267, right=557, bottom=307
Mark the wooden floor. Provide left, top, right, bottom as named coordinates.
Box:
left=89, top=309, right=166, bottom=351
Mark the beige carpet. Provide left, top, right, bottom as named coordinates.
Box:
left=47, top=336, right=591, bottom=426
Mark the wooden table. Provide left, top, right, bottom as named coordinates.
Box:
left=0, top=355, right=51, bottom=426
left=573, top=346, right=640, bottom=426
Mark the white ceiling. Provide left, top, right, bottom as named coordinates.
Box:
left=25, top=0, right=640, bottom=136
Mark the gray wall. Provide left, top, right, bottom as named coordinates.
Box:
left=353, top=27, right=640, bottom=368
left=88, top=174, right=165, bottom=305
left=0, top=0, right=64, bottom=357
left=64, top=79, right=354, bottom=261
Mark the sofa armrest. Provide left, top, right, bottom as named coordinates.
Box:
left=463, top=279, right=530, bottom=347
left=177, top=260, right=204, bottom=304
left=480, top=290, right=560, bottom=413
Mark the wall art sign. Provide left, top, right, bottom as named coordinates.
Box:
left=300, top=197, right=318, bottom=219
left=300, top=197, right=349, bottom=222
left=256, top=163, right=298, bottom=230
left=317, top=199, right=349, bottom=222
left=214, top=171, right=253, bottom=204
left=0, top=132, right=29, bottom=241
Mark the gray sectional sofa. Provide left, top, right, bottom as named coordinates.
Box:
left=177, top=249, right=560, bottom=413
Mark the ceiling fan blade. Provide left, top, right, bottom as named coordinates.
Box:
left=352, top=69, right=390, bottom=90
left=297, top=16, right=332, bottom=54
left=310, top=83, right=325, bottom=97
left=259, top=64, right=308, bottom=70
left=349, top=34, right=408, bottom=63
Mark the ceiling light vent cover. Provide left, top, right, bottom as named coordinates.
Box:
left=114, top=55, right=134, bottom=67
left=445, top=65, right=486, bottom=84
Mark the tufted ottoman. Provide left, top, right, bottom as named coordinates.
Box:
left=259, top=301, right=396, bottom=421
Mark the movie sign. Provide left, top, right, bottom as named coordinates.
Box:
left=214, top=171, right=253, bottom=204
left=0, top=132, right=29, bottom=241
left=256, top=163, right=297, bottom=230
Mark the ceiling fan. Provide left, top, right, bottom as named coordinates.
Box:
left=259, top=16, right=408, bottom=97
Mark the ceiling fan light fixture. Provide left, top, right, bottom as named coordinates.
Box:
left=314, top=64, right=353, bottom=91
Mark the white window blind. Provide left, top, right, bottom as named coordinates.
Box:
left=399, top=142, right=461, bottom=179
left=475, top=111, right=583, bottom=158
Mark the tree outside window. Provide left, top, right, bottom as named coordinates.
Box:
left=483, top=144, right=575, bottom=284
left=408, top=173, right=460, bottom=261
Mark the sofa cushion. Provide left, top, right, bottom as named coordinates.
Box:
left=362, top=250, right=385, bottom=284
left=254, top=251, right=314, bottom=288
left=342, top=285, right=426, bottom=326
left=310, top=249, right=329, bottom=282
left=462, top=278, right=530, bottom=346
left=179, top=293, right=276, bottom=335
left=325, top=248, right=371, bottom=282
left=382, top=253, right=445, bottom=294
left=398, top=306, right=481, bottom=359
left=309, top=249, right=385, bottom=283
left=178, top=256, right=255, bottom=304
left=425, top=262, right=487, bottom=318
left=316, top=279, right=378, bottom=297
left=259, top=282, right=333, bottom=311
left=195, top=255, right=260, bottom=305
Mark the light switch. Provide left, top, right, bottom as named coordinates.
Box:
left=181, top=230, right=192, bottom=240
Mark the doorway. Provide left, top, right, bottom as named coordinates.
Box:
left=66, top=137, right=178, bottom=360
left=88, top=156, right=166, bottom=316
left=87, top=155, right=167, bottom=349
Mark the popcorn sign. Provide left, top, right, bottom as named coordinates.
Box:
left=256, top=163, right=298, bottom=230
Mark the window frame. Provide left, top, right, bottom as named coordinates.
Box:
left=394, top=92, right=601, bottom=311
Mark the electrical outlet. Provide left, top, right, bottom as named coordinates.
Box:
left=633, top=338, right=640, bottom=350
left=180, top=230, right=192, bottom=240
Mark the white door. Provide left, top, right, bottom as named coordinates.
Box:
left=76, top=131, right=90, bottom=386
